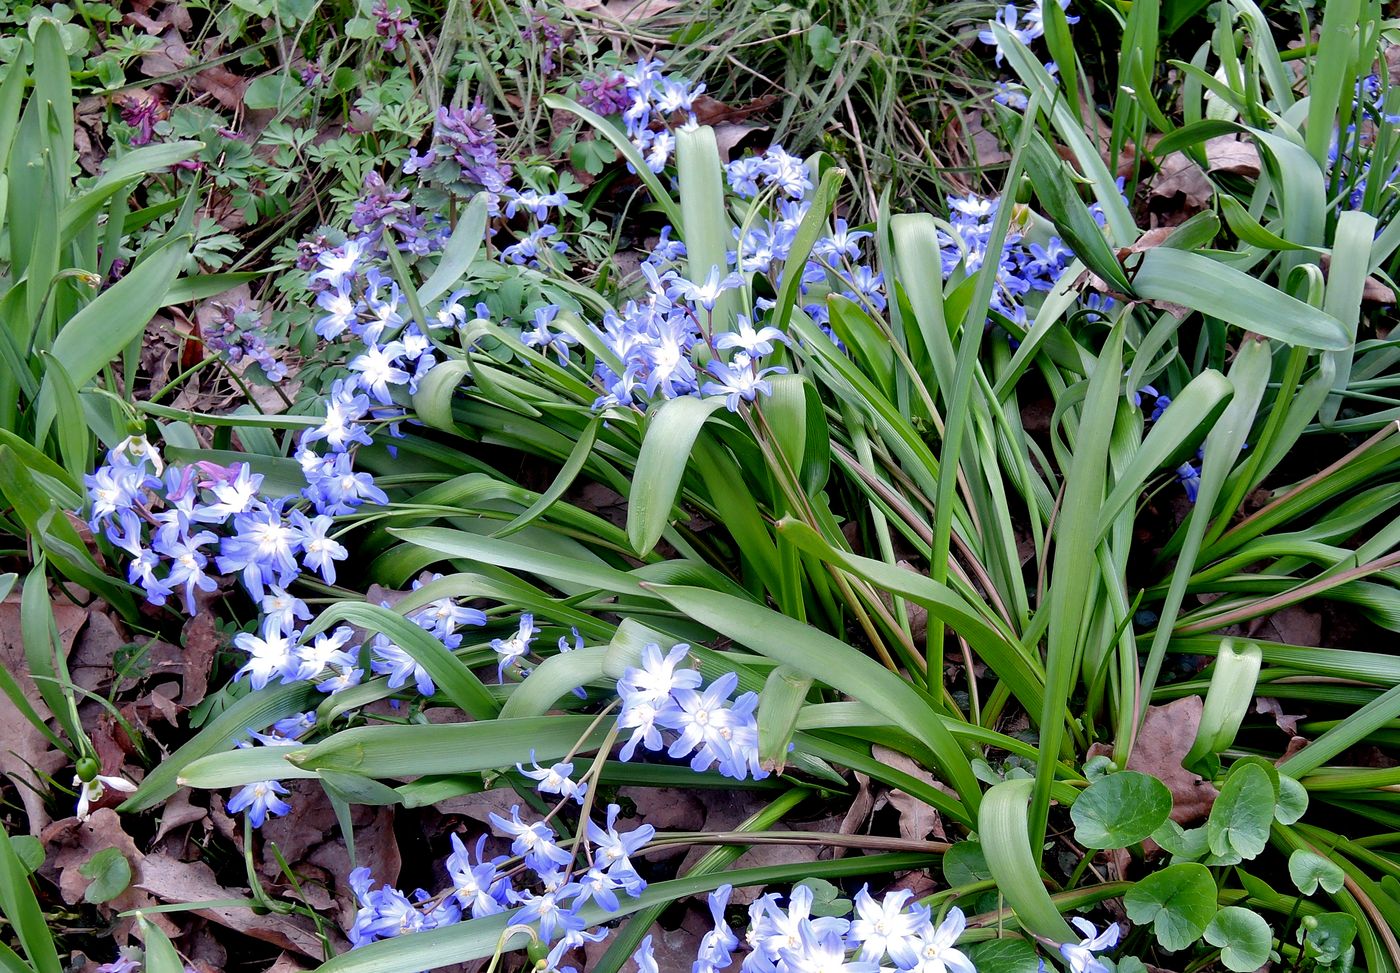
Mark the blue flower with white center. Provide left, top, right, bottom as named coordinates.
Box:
left=762, top=147, right=812, bottom=199
left=260, top=586, right=311, bottom=636
left=909, top=907, right=976, bottom=973
left=717, top=316, right=788, bottom=358
left=522, top=305, right=577, bottom=362
left=301, top=379, right=373, bottom=452
left=227, top=778, right=292, bottom=827
left=433, top=289, right=472, bottom=329
left=978, top=4, right=1038, bottom=63
left=217, top=500, right=304, bottom=601
left=502, top=223, right=566, bottom=265
left=695, top=885, right=741, bottom=972
left=491, top=613, right=538, bottom=679
left=234, top=629, right=299, bottom=689
left=726, top=156, right=766, bottom=197
left=349, top=340, right=411, bottom=404
left=789, top=920, right=881, bottom=973
left=585, top=803, right=654, bottom=893
left=292, top=625, right=357, bottom=681
left=153, top=528, right=220, bottom=613
left=633, top=935, right=660, bottom=973
left=489, top=805, right=573, bottom=872
left=573, top=867, right=622, bottom=913
left=676, top=266, right=744, bottom=312
left=315, top=278, right=360, bottom=339
left=370, top=633, right=435, bottom=696
left=701, top=359, right=785, bottom=412
left=849, top=887, right=930, bottom=967
left=643, top=130, right=676, bottom=173
left=1059, top=918, right=1120, bottom=973
left=618, top=642, right=702, bottom=706
left=514, top=881, right=583, bottom=943
left=127, top=547, right=173, bottom=606
left=813, top=218, right=873, bottom=262
left=315, top=656, right=363, bottom=694
left=301, top=450, right=389, bottom=515
left=309, top=239, right=364, bottom=289
left=446, top=833, right=511, bottom=917
left=292, top=510, right=348, bottom=583
left=517, top=750, right=587, bottom=804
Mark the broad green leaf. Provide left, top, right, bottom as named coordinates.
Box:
left=1123, top=862, right=1217, bottom=951
left=1131, top=248, right=1348, bottom=350
left=289, top=716, right=609, bottom=779
left=411, top=359, right=470, bottom=433
left=1204, top=907, right=1274, bottom=973
left=37, top=234, right=191, bottom=438
left=1207, top=763, right=1275, bottom=861
left=79, top=847, right=131, bottom=904
left=0, top=823, right=60, bottom=973
left=1152, top=820, right=1210, bottom=862
left=179, top=745, right=320, bottom=789
left=137, top=917, right=185, bottom=973
left=978, top=779, right=1076, bottom=940
left=1070, top=771, right=1173, bottom=849
left=419, top=193, right=489, bottom=305
left=627, top=396, right=727, bottom=556
left=676, top=125, right=734, bottom=328
left=1183, top=638, right=1262, bottom=774
left=1289, top=850, right=1346, bottom=895
left=756, top=666, right=812, bottom=772
left=9, top=837, right=41, bottom=875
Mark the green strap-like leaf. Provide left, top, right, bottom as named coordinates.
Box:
left=627, top=396, right=728, bottom=556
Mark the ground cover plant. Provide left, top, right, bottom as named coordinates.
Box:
left=4, top=2, right=1400, bottom=973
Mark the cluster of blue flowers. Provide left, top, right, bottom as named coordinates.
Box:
left=618, top=58, right=705, bottom=174
left=345, top=843, right=1122, bottom=973
left=616, top=643, right=765, bottom=780
left=978, top=1, right=1076, bottom=110
left=83, top=438, right=354, bottom=617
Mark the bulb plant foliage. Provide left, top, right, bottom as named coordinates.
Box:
left=8, top=3, right=1400, bottom=973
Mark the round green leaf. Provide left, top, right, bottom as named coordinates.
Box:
left=1070, top=771, right=1173, bottom=849
left=1275, top=774, right=1309, bottom=825
left=969, top=938, right=1041, bottom=973
left=79, top=847, right=131, bottom=904
left=942, top=841, right=992, bottom=887
left=11, top=835, right=43, bottom=874
left=1207, top=763, right=1275, bottom=861
left=1124, top=862, right=1217, bottom=952
left=1204, top=907, right=1274, bottom=972
left=1299, top=913, right=1357, bottom=965
left=1289, top=849, right=1345, bottom=895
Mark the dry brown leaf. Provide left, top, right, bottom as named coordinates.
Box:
left=872, top=746, right=947, bottom=841
left=139, top=852, right=336, bottom=957
left=153, top=788, right=208, bottom=845
left=599, top=0, right=679, bottom=21
left=1127, top=697, right=1219, bottom=824
left=1255, top=697, right=1303, bottom=737
left=179, top=612, right=219, bottom=706
left=1150, top=152, right=1213, bottom=211
left=1204, top=135, right=1261, bottom=178
left=44, top=810, right=174, bottom=941
left=0, top=595, right=87, bottom=834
